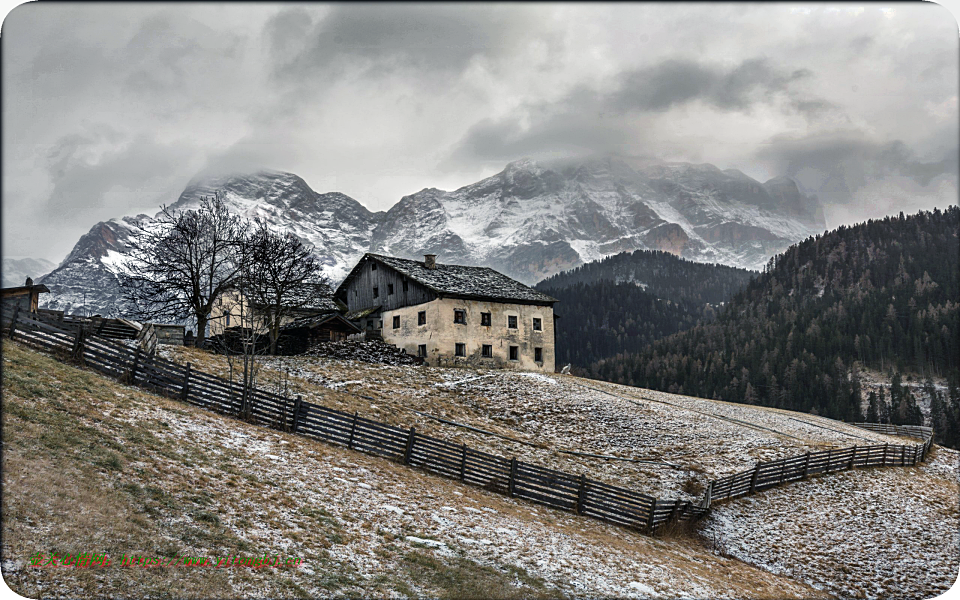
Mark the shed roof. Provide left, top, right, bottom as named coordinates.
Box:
left=339, top=254, right=557, bottom=305
left=282, top=312, right=361, bottom=333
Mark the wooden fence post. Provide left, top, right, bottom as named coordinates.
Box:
left=459, top=444, right=467, bottom=481
left=670, top=499, right=681, bottom=522
left=749, top=462, right=760, bottom=494
left=180, top=362, right=192, bottom=401
left=348, top=411, right=358, bottom=449
left=702, top=481, right=713, bottom=509
left=7, top=305, right=20, bottom=339
left=849, top=446, right=857, bottom=470
left=508, top=458, right=518, bottom=498
left=802, top=452, right=811, bottom=478
left=129, top=348, right=141, bottom=383
left=70, top=328, right=85, bottom=360
left=646, top=501, right=657, bottom=531
left=900, top=445, right=906, bottom=466
left=826, top=448, right=832, bottom=472
left=403, top=427, right=416, bottom=465
left=576, top=474, right=587, bottom=515
left=291, top=396, right=303, bottom=434
left=882, top=443, right=888, bottom=467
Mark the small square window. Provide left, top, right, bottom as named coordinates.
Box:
left=508, top=315, right=518, bottom=329
left=509, top=346, right=519, bottom=361
left=392, top=316, right=400, bottom=329
left=418, top=311, right=426, bottom=325
left=371, top=263, right=377, bottom=270
left=480, top=312, right=491, bottom=326
left=373, top=287, right=379, bottom=298
left=455, top=343, right=466, bottom=357
left=533, top=318, right=542, bottom=331
left=454, top=309, right=466, bottom=324
left=535, top=347, right=543, bottom=363
left=402, top=280, right=409, bottom=292
left=418, top=344, right=427, bottom=357
left=482, top=344, right=493, bottom=358
left=388, top=284, right=394, bottom=295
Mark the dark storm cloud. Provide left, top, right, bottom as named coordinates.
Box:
left=42, top=131, right=198, bottom=224
left=270, top=3, right=556, bottom=79
left=755, top=131, right=959, bottom=203
left=443, top=57, right=833, bottom=169
left=607, top=58, right=812, bottom=113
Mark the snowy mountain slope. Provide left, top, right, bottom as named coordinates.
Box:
left=2, top=257, right=55, bottom=288
left=38, top=157, right=823, bottom=317
left=371, top=156, right=824, bottom=282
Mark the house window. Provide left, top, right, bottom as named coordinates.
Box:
left=482, top=344, right=492, bottom=358
left=418, top=344, right=427, bottom=357
left=533, top=318, right=542, bottom=331
left=508, top=315, right=518, bottom=329
left=455, top=343, right=466, bottom=357
left=418, top=311, right=426, bottom=326
left=454, top=309, right=466, bottom=324
left=480, top=312, right=491, bottom=326
left=388, top=284, right=394, bottom=295
left=372, top=263, right=377, bottom=271
left=535, top=347, right=543, bottom=363
left=509, top=346, right=519, bottom=361
left=373, top=287, right=379, bottom=298
left=402, top=280, right=409, bottom=292
left=392, top=316, right=400, bottom=329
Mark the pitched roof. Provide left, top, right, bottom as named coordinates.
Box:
left=343, top=254, right=557, bottom=305
left=282, top=312, right=361, bottom=333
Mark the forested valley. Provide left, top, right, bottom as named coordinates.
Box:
left=582, top=208, right=959, bottom=448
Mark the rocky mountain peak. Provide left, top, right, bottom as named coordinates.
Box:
left=39, top=156, right=827, bottom=316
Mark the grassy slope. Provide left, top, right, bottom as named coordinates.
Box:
left=1, top=341, right=826, bottom=599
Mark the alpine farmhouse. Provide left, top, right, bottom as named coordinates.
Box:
left=335, top=254, right=557, bottom=371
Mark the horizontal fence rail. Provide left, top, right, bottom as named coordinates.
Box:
left=3, top=307, right=932, bottom=532
left=703, top=422, right=934, bottom=506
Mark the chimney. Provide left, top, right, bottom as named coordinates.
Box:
left=24, top=277, right=33, bottom=287
left=424, top=254, right=437, bottom=270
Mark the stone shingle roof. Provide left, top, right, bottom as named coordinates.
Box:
left=362, top=254, right=556, bottom=305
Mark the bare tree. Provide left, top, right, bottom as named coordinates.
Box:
left=240, top=218, right=332, bottom=354
left=119, top=191, right=247, bottom=348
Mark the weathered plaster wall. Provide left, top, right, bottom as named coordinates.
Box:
left=381, top=297, right=555, bottom=372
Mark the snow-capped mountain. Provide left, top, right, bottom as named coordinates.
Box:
left=2, top=257, right=55, bottom=288
left=372, top=156, right=824, bottom=281
left=39, top=157, right=824, bottom=317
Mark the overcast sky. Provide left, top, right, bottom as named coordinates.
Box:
left=3, top=2, right=958, bottom=263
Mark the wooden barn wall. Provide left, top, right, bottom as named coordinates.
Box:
left=340, top=260, right=436, bottom=313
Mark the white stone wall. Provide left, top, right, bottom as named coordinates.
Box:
left=381, top=297, right=555, bottom=372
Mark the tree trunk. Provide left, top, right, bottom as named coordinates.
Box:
left=196, top=314, right=209, bottom=348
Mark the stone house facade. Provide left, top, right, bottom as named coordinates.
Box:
left=335, top=253, right=557, bottom=371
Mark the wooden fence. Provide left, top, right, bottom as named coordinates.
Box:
left=3, top=308, right=708, bottom=532
left=703, top=423, right=934, bottom=506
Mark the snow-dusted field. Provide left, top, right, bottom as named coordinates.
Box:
left=150, top=347, right=959, bottom=598
left=4, top=341, right=827, bottom=599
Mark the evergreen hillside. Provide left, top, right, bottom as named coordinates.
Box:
left=535, top=248, right=756, bottom=306
left=536, top=249, right=757, bottom=368
left=540, top=282, right=713, bottom=369
left=587, top=207, right=960, bottom=444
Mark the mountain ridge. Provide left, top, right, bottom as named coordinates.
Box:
left=38, top=156, right=824, bottom=317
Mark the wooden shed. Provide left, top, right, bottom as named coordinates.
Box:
left=1, top=278, right=50, bottom=317
left=277, top=313, right=361, bottom=355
